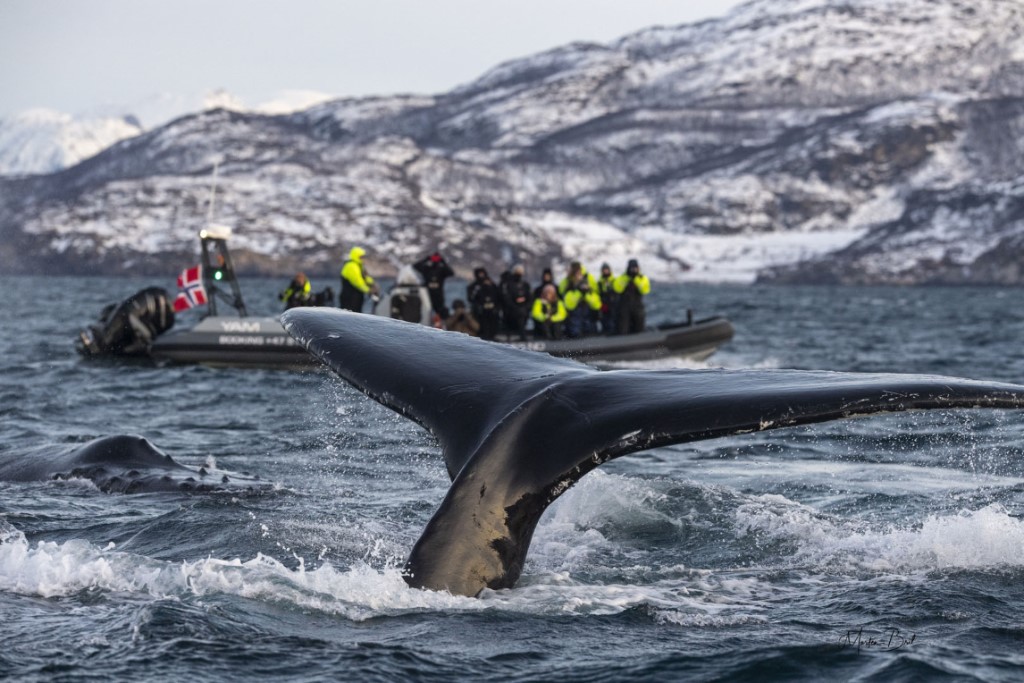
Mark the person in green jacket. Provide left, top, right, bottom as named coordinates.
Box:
left=558, top=261, right=602, bottom=337
left=613, top=259, right=651, bottom=334
left=339, top=247, right=377, bottom=312
left=531, top=284, right=567, bottom=340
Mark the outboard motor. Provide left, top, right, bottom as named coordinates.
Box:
left=77, top=287, right=175, bottom=357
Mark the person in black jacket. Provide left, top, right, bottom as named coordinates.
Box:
left=412, top=251, right=454, bottom=318
left=467, top=267, right=501, bottom=341
left=500, top=264, right=532, bottom=341
left=532, top=268, right=555, bottom=300
left=597, top=262, right=619, bottom=335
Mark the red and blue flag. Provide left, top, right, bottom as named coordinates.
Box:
left=173, top=265, right=208, bottom=312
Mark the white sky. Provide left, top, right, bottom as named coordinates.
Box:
left=0, top=0, right=744, bottom=119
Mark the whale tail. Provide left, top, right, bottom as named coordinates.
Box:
left=283, top=308, right=1024, bottom=596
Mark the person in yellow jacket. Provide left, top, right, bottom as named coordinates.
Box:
left=339, top=247, right=378, bottom=312
left=558, top=261, right=602, bottom=337
left=613, top=259, right=651, bottom=334
left=531, top=284, right=567, bottom=340
left=557, top=261, right=599, bottom=298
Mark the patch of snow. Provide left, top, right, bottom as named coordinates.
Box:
left=845, top=188, right=905, bottom=229
left=254, top=90, right=337, bottom=115
left=644, top=226, right=869, bottom=283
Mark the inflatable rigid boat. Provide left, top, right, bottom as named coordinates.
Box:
left=77, top=230, right=733, bottom=368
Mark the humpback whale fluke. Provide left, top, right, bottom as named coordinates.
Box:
left=0, top=435, right=269, bottom=494
left=283, top=308, right=1024, bottom=597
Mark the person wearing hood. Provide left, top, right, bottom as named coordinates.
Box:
left=597, top=262, right=619, bottom=335
left=467, top=267, right=500, bottom=340
left=378, top=264, right=433, bottom=324
left=532, top=268, right=555, bottom=301
left=613, top=259, right=651, bottom=334
left=558, top=261, right=601, bottom=338
left=500, top=264, right=532, bottom=341
left=339, top=247, right=378, bottom=312
left=412, top=250, right=455, bottom=318
left=445, top=299, right=480, bottom=336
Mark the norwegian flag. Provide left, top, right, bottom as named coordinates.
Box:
left=173, top=265, right=208, bottom=312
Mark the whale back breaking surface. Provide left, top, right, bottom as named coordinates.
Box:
left=283, top=309, right=1024, bottom=596
left=0, top=434, right=270, bottom=494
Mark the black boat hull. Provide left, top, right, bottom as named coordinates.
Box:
left=149, top=316, right=316, bottom=368
left=149, top=315, right=733, bottom=368
left=502, top=316, right=733, bottom=363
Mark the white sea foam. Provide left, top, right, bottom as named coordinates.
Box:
left=0, top=524, right=181, bottom=599
left=692, top=460, right=1024, bottom=495
left=734, top=496, right=1024, bottom=572
left=0, top=472, right=764, bottom=625
left=0, top=522, right=475, bottom=618
left=3, top=463, right=1019, bottom=624
left=514, top=472, right=776, bottom=620
left=482, top=575, right=770, bottom=623
left=0, top=522, right=759, bottom=622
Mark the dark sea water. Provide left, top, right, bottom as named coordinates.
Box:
left=3, top=275, right=1024, bottom=682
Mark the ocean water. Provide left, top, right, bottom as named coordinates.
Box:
left=2, top=275, right=1024, bottom=681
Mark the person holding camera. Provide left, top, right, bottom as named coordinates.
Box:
left=467, top=267, right=501, bottom=340
left=613, top=259, right=651, bottom=334
left=531, top=284, right=567, bottom=340
left=413, top=251, right=455, bottom=319
left=559, top=261, right=601, bottom=338
left=445, top=299, right=480, bottom=336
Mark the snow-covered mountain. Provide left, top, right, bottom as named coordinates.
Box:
left=2, top=0, right=1023, bottom=283
left=0, top=89, right=336, bottom=178
left=0, top=109, right=143, bottom=176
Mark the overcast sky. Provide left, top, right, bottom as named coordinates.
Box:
left=1, top=0, right=744, bottom=120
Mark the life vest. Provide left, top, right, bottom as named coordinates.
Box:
left=341, top=260, right=373, bottom=293
left=281, top=279, right=311, bottom=306
left=531, top=298, right=567, bottom=323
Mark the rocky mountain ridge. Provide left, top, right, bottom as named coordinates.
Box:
left=2, top=0, right=1022, bottom=284
left=0, top=90, right=336, bottom=178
